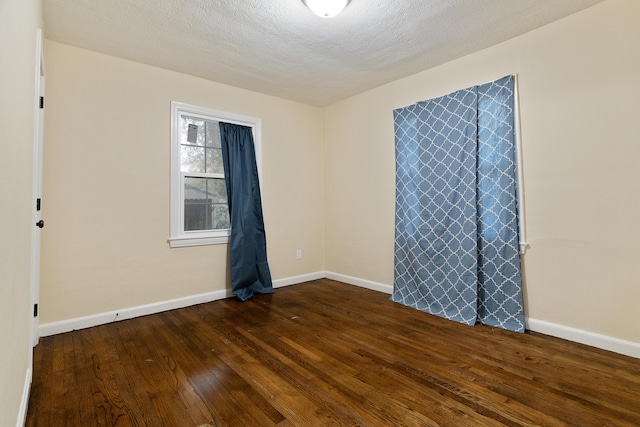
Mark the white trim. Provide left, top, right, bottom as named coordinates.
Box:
left=39, top=288, right=231, bottom=337
left=169, top=102, right=262, bottom=248
left=273, top=271, right=325, bottom=288
left=38, top=272, right=326, bottom=337
left=324, top=271, right=640, bottom=358
left=30, top=28, right=45, bottom=347
left=526, top=318, right=640, bottom=359
left=36, top=271, right=639, bottom=359
left=168, top=232, right=230, bottom=248
left=16, top=368, right=32, bottom=427
left=324, top=271, right=393, bottom=294
left=512, top=74, right=529, bottom=255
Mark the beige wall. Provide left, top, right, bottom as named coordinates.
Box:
left=41, top=42, right=324, bottom=323
left=0, top=0, right=42, bottom=423
left=41, top=0, right=639, bottom=347
left=324, top=0, right=640, bottom=343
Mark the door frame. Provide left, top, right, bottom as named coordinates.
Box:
left=30, top=28, right=45, bottom=347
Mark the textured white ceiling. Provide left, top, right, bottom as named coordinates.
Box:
left=43, top=0, right=603, bottom=106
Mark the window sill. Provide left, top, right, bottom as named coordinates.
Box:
left=168, top=234, right=229, bottom=248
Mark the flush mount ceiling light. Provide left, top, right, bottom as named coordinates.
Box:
left=303, top=0, right=351, bottom=18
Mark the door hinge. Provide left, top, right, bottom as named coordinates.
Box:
left=36, top=198, right=41, bottom=211
left=34, top=303, right=38, bottom=317
left=39, top=96, right=44, bottom=109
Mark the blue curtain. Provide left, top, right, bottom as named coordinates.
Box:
left=392, top=75, right=524, bottom=332
left=219, top=123, right=274, bottom=301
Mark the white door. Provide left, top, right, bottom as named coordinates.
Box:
left=31, top=28, right=45, bottom=346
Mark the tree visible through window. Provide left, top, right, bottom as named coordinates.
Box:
left=179, top=116, right=230, bottom=231
left=169, top=102, right=262, bottom=248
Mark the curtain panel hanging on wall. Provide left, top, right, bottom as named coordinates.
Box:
left=392, top=75, right=525, bottom=333
left=220, top=123, right=274, bottom=301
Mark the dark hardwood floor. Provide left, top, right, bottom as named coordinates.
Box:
left=26, top=279, right=640, bottom=426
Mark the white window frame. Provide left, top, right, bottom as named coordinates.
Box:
left=169, top=102, right=262, bottom=248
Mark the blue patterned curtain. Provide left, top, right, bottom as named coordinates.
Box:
left=220, top=123, right=274, bottom=302
left=392, top=75, right=524, bottom=332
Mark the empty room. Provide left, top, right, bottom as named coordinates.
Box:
left=2, top=0, right=639, bottom=425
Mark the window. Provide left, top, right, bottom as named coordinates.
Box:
left=169, top=102, right=262, bottom=247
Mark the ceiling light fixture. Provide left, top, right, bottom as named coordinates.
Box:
left=303, top=0, right=351, bottom=18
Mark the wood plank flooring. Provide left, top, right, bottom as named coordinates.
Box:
left=26, top=279, right=640, bottom=426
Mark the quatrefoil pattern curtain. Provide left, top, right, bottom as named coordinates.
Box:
left=392, top=75, right=525, bottom=333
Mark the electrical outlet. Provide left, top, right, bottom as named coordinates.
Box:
left=296, top=249, right=302, bottom=260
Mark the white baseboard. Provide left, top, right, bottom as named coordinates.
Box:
left=16, top=367, right=31, bottom=427
left=39, top=288, right=232, bottom=337
left=324, top=271, right=394, bottom=294
left=39, top=272, right=326, bottom=337
left=526, top=318, right=640, bottom=359
left=273, top=271, right=325, bottom=288
left=37, top=271, right=639, bottom=359
left=324, top=271, right=639, bottom=359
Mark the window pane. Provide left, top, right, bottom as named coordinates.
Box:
left=205, top=121, right=221, bottom=148
left=180, top=116, right=206, bottom=146
left=184, top=177, right=228, bottom=231
left=206, top=177, right=227, bottom=203
left=184, top=177, right=207, bottom=199
left=184, top=202, right=208, bottom=231
left=212, top=204, right=230, bottom=229
left=181, top=117, right=223, bottom=174
left=181, top=146, right=205, bottom=173
left=206, top=147, right=224, bottom=174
